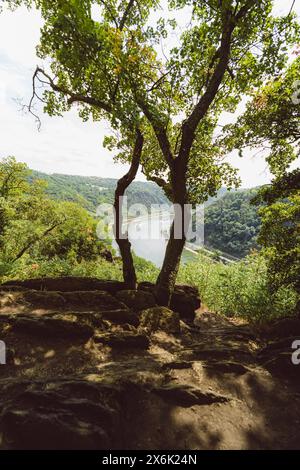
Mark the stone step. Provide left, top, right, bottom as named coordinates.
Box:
left=8, top=314, right=94, bottom=341
left=0, top=289, right=129, bottom=311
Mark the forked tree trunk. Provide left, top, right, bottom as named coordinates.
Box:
left=113, top=129, right=143, bottom=289
left=155, top=157, right=190, bottom=305
left=144, top=1, right=239, bottom=305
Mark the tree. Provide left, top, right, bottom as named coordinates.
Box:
left=0, top=157, right=49, bottom=250
left=7, top=0, right=299, bottom=304
left=0, top=158, right=64, bottom=265
left=223, top=58, right=300, bottom=313
left=33, top=200, right=109, bottom=262
left=223, top=57, right=300, bottom=176
left=0, top=156, right=31, bottom=198
left=7, top=0, right=148, bottom=288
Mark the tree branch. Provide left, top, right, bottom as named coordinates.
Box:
left=12, top=219, right=65, bottom=263
left=119, top=0, right=135, bottom=30
left=113, top=127, right=144, bottom=287
left=135, top=96, right=174, bottom=168
left=179, top=0, right=257, bottom=161
left=26, top=66, right=115, bottom=129
left=35, top=67, right=112, bottom=113
left=142, top=170, right=172, bottom=201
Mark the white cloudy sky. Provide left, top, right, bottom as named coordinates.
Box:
left=0, top=1, right=299, bottom=186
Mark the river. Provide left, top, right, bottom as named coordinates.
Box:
left=112, top=212, right=199, bottom=268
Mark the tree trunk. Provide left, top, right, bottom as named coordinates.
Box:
left=155, top=199, right=191, bottom=306
left=155, top=224, right=185, bottom=305
left=114, top=222, right=137, bottom=289
left=155, top=154, right=191, bottom=305
left=113, top=129, right=143, bottom=289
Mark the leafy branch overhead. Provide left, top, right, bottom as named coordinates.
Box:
left=222, top=58, right=300, bottom=177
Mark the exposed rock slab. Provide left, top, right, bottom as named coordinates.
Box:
left=100, top=309, right=139, bottom=326
left=261, top=317, right=300, bottom=339
left=1, top=277, right=127, bottom=294
left=0, top=379, right=121, bottom=449
left=9, top=314, right=94, bottom=340
left=1, top=279, right=300, bottom=450
left=138, top=282, right=200, bottom=322
left=22, top=289, right=127, bottom=310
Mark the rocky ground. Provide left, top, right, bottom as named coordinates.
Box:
left=0, top=276, right=299, bottom=450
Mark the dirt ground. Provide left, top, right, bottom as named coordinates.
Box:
left=0, top=281, right=300, bottom=450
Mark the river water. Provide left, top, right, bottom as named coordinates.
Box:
left=112, top=213, right=199, bottom=268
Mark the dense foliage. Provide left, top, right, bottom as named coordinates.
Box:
left=0, top=157, right=110, bottom=277
left=223, top=58, right=300, bottom=177
left=224, top=59, right=300, bottom=313
left=257, top=173, right=300, bottom=311
left=0, top=252, right=159, bottom=285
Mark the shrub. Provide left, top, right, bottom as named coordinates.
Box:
left=178, top=253, right=297, bottom=322
left=0, top=252, right=158, bottom=285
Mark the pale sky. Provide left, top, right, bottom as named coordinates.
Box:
left=0, top=1, right=299, bottom=186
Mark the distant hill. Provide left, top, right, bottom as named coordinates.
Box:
left=205, top=187, right=228, bottom=207
left=30, top=170, right=230, bottom=211
left=29, top=170, right=170, bottom=211
left=204, top=188, right=262, bottom=258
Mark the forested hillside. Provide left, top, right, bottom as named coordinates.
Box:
left=204, top=189, right=262, bottom=257
left=30, top=170, right=169, bottom=211
left=30, top=170, right=229, bottom=210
